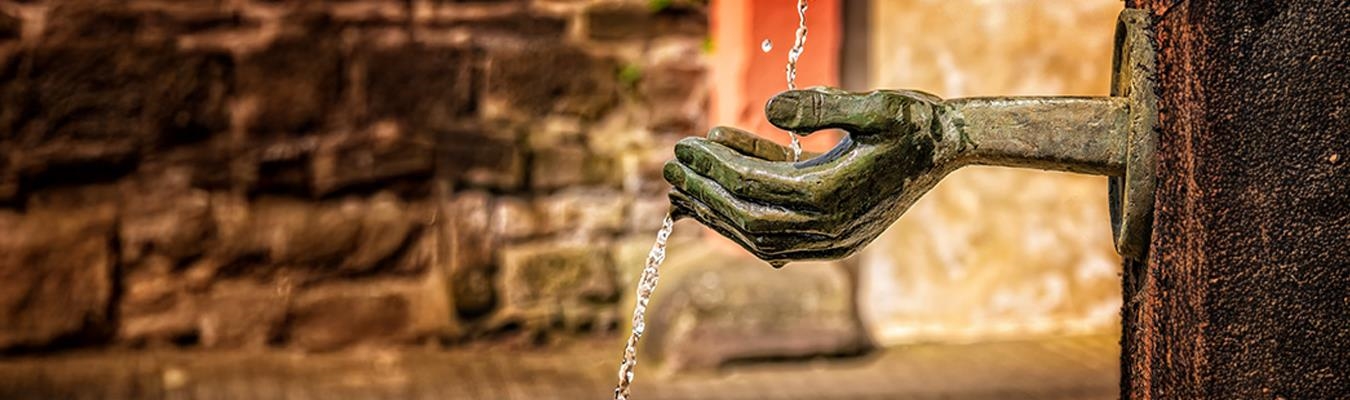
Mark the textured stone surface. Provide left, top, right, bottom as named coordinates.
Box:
left=498, top=241, right=618, bottom=332
left=482, top=45, right=618, bottom=119
left=9, top=43, right=230, bottom=185
left=0, top=10, right=20, bottom=41
left=639, top=244, right=869, bottom=371
left=0, top=0, right=708, bottom=355
left=212, top=196, right=428, bottom=278
left=284, top=288, right=413, bottom=351
left=530, top=145, right=621, bottom=190
left=0, top=206, right=116, bottom=350
left=443, top=191, right=497, bottom=320
left=437, top=126, right=525, bottom=190
left=364, top=46, right=476, bottom=130
left=196, top=281, right=290, bottom=349
left=532, top=190, right=627, bottom=235
left=1122, top=1, right=1350, bottom=398
left=119, top=187, right=213, bottom=265
left=237, top=37, right=341, bottom=135
left=311, top=132, right=435, bottom=195
left=584, top=2, right=707, bottom=41
left=640, top=50, right=708, bottom=132
left=861, top=0, right=1124, bottom=344
left=117, top=255, right=197, bottom=346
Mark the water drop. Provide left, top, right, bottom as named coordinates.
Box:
left=761, top=39, right=773, bottom=53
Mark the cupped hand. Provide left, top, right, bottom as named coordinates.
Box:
left=663, top=87, right=968, bottom=266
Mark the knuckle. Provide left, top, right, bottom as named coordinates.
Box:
left=707, top=126, right=730, bottom=140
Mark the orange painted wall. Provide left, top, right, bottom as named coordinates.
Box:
left=710, top=0, right=841, bottom=152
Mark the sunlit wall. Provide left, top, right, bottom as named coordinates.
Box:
left=859, top=0, right=1125, bottom=344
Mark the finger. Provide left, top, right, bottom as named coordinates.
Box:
left=765, top=88, right=938, bottom=135
left=663, top=161, right=831, bottom=235
left=706, top=126, right=820, bottom=162
left=666, top=190, right=763, bottom=255
left=667, top=190, right=840, bottom=259
left=673, top=137, right=825, bottom=210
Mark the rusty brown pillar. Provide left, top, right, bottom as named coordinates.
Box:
left=1121, top=1, right=1350, bottom=398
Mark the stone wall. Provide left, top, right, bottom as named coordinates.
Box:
left=0, top=0, right=708, bottom=353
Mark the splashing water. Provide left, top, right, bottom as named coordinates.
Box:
left=761, top=39, right=773, bottom=53
left=785, top=0, right=808, bottom=161
left=612, top=213, right=675, bottom=400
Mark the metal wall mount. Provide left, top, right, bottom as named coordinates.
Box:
left=1109, top=9, right=1159, bottom=261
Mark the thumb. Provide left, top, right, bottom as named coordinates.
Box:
left=765, top=88, right=940, bottom=136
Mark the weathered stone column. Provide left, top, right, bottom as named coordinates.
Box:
left=1122, top=1, right=1349, bottom=398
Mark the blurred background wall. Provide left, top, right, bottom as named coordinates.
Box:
left=857, top=0, right=1124, bottom=344
left=0, top=0, right=708, bottom=352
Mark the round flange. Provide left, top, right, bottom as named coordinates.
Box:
left=1109, top=9, right=1159, bottom=261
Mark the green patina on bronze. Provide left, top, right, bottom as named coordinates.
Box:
left=665, top=9, right=1158, bottom=266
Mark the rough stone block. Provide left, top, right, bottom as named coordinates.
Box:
left=443, top=191, right=497, bottom=319
left=498, top=241, right=618, bottom=321
left=432, top=12, right=567, bottom=39
left=365, top=46, right=476, bottom=131
left=116, top=255, right=196, bottom=346
left=284, top=289, right=412, bottom=351
left=483, top=45, right=618, bottom=119
left=197, top=281, right=289, bottom=349
left=10, top=44, right=231, bottom=185
left=353, top=195, right=425, bottom=272
left=584, top=2, right=707, bottom=41
left=256, top=198, right=362, bottom=267
left=438, top=126, right=524, bottom=190
left=281, top=274, right=452, bottom=351
left=532, top=190, right=627, bottom=235
left=210, top=195, right=425, bottom=280
left=529, top=145, right=620, bottom=190
left=490, top=196, right=539, bottom=240
left=327, top=0, right=411, bottom=23
left=526, top=116, right=583, bottom=150
left=0, top=10, right=19, bottom=40
left=22, top=42, right=232, bottom=145
left=0, top=171, right=15, bottom=205
left=237, top=37, right=342, bottom=135
left=119, top=187, right=214, bottom=265
left=0, top=205, right=116, bottom=350
left=46, top=2, right=243, bottom=43
left=638, top=248, right=870, bottom=371
left=250, top=137, right=317, bottom=194
left=639, top=58, right=707, bottom=132
left=311, top=132, right=435, bottom=196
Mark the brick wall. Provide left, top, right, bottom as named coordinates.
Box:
left=0, top=0, right=707, bottom=352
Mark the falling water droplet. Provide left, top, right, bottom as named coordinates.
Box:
left=761, top=39, right=773, bottom=53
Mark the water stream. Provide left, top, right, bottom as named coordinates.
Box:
left=610, top=3, right=809, bottom=398
left=785, top=0, right=809, bottom=161
left=611, top=213, right=675, bottom=400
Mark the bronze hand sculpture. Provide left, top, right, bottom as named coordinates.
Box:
left=664, top=87, right=1130, bottom=266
